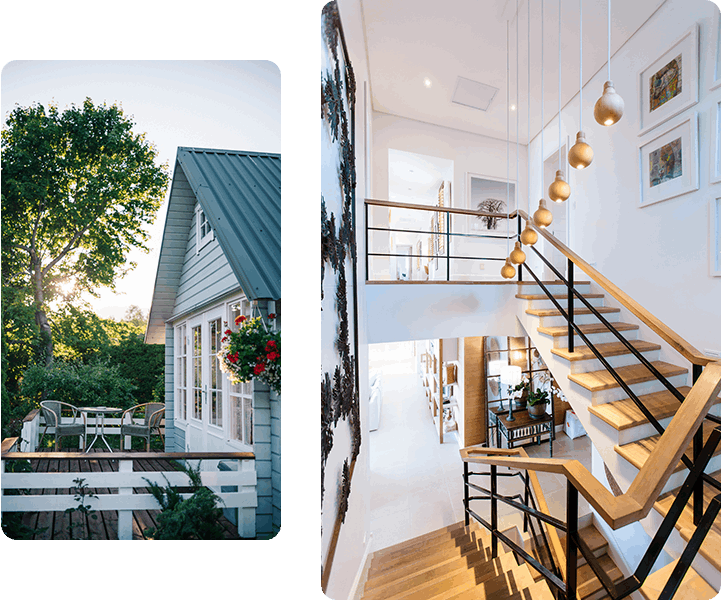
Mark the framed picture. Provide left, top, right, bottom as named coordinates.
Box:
left=711, top=9, right=721, bottom=91
left=467, top=172, right=515, bottom=236
left=711, top=98, right=721, bottom=184
left=638, top=112, right=698, bottom=208
left=711, top=197, right=721, bottom=277
left=638, top=24, right=698, bottom=137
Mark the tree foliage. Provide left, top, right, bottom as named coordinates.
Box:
left=1, top=99, right=169, bottom=362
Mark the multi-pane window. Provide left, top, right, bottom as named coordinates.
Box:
left=176, top=324, right=187, bottom=421
left=229, top=300, right=253, bottom=444
left=196, top=205, right=213, bottom=251
left=209, top=318, right=223, bottom=427
left=192, top=325, right=203, bottom=420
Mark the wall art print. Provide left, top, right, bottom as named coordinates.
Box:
left=320, top=0, right=361, bottom=591
left=638, top=24, right=698, bottom=136
left=649, top=54, right=682, bottom=112
left=639, top=112, right=698, bottom=208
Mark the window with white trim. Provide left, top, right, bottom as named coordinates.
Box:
left=228, top=299, right=253, bottom=444
left=196, top=205, right=214, bottom=251
left=176, top=323, right=187, bottom=421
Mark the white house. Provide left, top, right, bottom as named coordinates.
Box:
left=146, top=146, right=280, bottom=538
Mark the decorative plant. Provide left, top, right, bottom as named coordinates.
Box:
left=217, top=315, right=280, bottom=394
left=510, top=372, right=565, bottom=406
left=476, top=198, right=506, bottom=230
left=65, top=477, right=99, bottom=539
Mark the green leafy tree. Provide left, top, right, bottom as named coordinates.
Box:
left=1, top=99, right=169, bottom=364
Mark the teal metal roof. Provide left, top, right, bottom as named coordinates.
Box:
left=145, top=147, right=280, bottom=344
left=178, top=147, right=281, bottom=300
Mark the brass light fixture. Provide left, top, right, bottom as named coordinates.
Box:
left=569, top=0, right=593, bottom=169
left=501, top=257, right=517, bottom=279
left=549, top=169, right=571, bottom=201
left=569, top=131, right=593, bottom=169
left=594, top=80, right=624, bottom=126
left=520, top=221, right=538, bottom=246
left=510, top=241, right=526, bottom=264
left=594, top=0, right=624, bottom=126
left=549, top=0, right=570, bottom=202
left=534, top=199, right=553, bottom=228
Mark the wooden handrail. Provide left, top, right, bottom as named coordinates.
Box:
left=366, top=198, right=513, bottom=219
left=461, top=361, right=721, bottom=530
left=513, top=209, right=714, bottom=366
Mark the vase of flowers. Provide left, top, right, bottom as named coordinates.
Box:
left=509, top=372, right=564, bottom=419
left=217, top=315, right=281, bottom=394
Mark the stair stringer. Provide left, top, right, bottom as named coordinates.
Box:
left=516, top=300, right=721, bottom=592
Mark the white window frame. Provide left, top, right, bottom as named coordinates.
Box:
left=175, top=323, right=188, bottom=423
left=195, top=204, right=214, bottom=252
left=226, top=297, right=254, bottom=448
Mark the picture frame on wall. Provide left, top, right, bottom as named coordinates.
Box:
left=711, top=197, right=721, bottom=277
left=638, top=24, right=699, bottom=137
left=467, top=172, right=515, bottom=237
left=711, top=98, right=721, bottom=184
left=711, top=9, right=721, bottom=91
left=638, top=112, right=699, bottom=208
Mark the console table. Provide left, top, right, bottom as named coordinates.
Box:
left=488, top=407, right=554, bottom=457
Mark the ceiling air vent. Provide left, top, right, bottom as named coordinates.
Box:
left=451, top=76, right=498, bottom=112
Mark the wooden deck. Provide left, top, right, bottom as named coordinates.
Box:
left=10, top=449, right=243, bottom=540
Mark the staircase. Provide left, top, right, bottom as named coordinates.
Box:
left=360, top=521, right=553, bottom=600
left=516, top=279, right=721, bottom=596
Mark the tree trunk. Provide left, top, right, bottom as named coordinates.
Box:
left=31, top=257, right=53, bottom=365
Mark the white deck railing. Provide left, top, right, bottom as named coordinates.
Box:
left=1, top=443, right=257, bottom=539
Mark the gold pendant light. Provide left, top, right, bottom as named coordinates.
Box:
left=549, top=169, right=571, bottom=202
left=510, top=241, right=526, bottom=264
left=594, top=80, right=624, bottom=126
left=520, top=221, right=538, bottom=246
left=569, top=130, right=593, bottom=169
left=534, top=198, right=553, bottom=228
left=549, top=0, right=570, bottom=202
left=570, top=0, right=593, bottom=170
left=594, top=0, right=624, bottom=126
left=501, top=257, right=517, bottom=279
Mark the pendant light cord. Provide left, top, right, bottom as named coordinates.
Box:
left=580, top=0, right=583, bottom=131
left=507, top=19, right=510, bottom=257
left=528, top=0, right=531, bottom=214
left=608, top=0, right=611, bottom=81
left=541, top=0, right=544, bottom=170
left=516, top=0, right=520, bottom=222
left=558, top=0, right=562, bottom=173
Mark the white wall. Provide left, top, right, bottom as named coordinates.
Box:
left=528, top=0, right=721, bottom=357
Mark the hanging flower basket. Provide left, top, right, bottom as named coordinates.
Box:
left=217, top=315, right=280, bottom=395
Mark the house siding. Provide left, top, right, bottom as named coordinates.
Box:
left=164, top=324, right=175, bottom=452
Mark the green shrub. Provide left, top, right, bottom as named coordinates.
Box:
left=106, top=334, right=164, bottom=404
left=21, top=361, right=136, bottom=409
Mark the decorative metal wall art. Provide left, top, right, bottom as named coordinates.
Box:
left=321, top=1, right=361, bottom=590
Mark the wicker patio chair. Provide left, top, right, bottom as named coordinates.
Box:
left=39, top=400, right=87, bottom=451
left=120, top=402, right=165, bottom=451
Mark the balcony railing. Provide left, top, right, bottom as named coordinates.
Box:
left=365, top=198, right=520, bottom=282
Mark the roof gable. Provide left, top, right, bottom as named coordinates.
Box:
left=145, top=147, right=280, bottom=343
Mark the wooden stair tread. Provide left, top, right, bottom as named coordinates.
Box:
left=433, top=561, right=537, bottom=600
left=551, top=340, right=662, bottom=362
left=516, top=293, right=605, bottom=300
left=640, top=559, right=718, bottom=600
left=369, top=521, right=480, bottom=564
left=518, top=280, right=591, bottom=286
left=655, top=469, right=721, bottom=574
left=576, top=553, right=623, bottom=599
left=568, top=361, right=688, bottom=392
left=590, top=387, right=721, bottom=431
left=538, top=322, right=639, bottom=337
left=526, top=306, right=620, bottom=317
left=616, top=421, right=721, bottom=474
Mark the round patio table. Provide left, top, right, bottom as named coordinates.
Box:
left=79, top=406, right=121, bottom=452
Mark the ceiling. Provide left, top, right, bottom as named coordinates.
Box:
left=361, top=0, right=666, bottom=143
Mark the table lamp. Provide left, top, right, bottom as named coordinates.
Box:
left=489, top=360, right=508, bottom=410
left=500, top=365, right=522, bottom=422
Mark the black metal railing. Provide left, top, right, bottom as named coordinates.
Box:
left=364, top=199, right=516, bottom=281
left=464, top=427, right=721, bottom=599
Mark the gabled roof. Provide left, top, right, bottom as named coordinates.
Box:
left=145, top=147, right=280, bottom=344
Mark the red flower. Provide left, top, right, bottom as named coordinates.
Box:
left=225, top=329, right=232, bottom=336
left=267, top=351, right=278, bottom=362
left=254, top=363, right=266, bottom=375
left=228, top=353, right=238, bottom=364
left=268, top=313, right=276, bottom=319
left=266, top=340, right=277, bottom=350
left=235, top=315, right=247, bottom=325
left=221, top=337, right=227, bottom=343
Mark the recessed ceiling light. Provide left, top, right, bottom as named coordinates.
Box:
left=510, top=104, right=516, bottom=111
left=423, top=78, right=432, bottom=88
